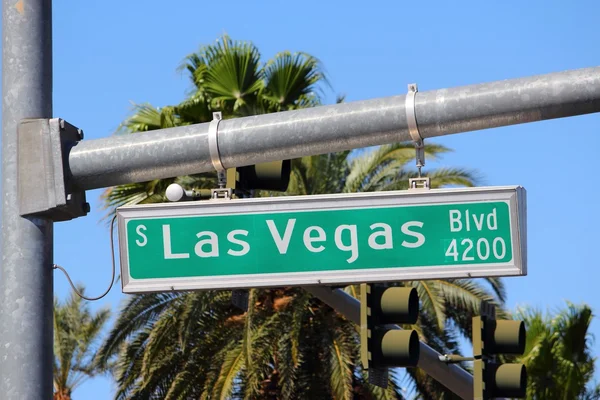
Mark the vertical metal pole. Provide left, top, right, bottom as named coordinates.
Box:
left=1, top=0, right=53, bottom=399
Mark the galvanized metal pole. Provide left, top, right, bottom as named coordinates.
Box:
left=1, top=0, right=53, bottom=399
left=305, top=286, right=474, bottom=399
left=69, top=66, right=600, bottom=190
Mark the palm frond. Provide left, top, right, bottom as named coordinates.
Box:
left=411, top=280, right=446, bottom=331
left=328, top=326, right=354, bottom=400
left=263, top=51, right=328, bottom=111
left=119, top=103, right=163, bottom=133
left=516, top=302, right=597, bottom=398
left=438, top=279, right=499, bottom=313
left=53, top=287, right=111, bottom=396
left=276, top=335, right=298, bottom=399
left=199, top=35, right=263, bottom=112
left=164, top=370, right=195, bottom=400
left=212, top=342, right=245, bottom=400
left=427, top=167, right=480, bottom=188
left=140, top=299, right=187, bottom=377
left=95, top=292, right=179, bottom=369
left=344, top=142, right=459, bottom=193
left=242, top=312, right=280, bottom=399
left=483, top=276, right=507, bottom=304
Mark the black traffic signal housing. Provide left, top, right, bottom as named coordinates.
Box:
left=473, top=301, right=527, bottom=399
left=360, top=283, right=420, bottom=388
left=227, top=160, right=291, bottom=192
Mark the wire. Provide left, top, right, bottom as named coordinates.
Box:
left=53, top=215, right=117, bottom=301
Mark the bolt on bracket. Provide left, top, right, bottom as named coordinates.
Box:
left=18, top=118, right=88, bottom=221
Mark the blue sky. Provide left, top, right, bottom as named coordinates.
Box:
left=3, top=0, right=600, bottom=398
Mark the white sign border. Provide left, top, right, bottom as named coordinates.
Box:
left=117, top=186, right=527, bottom=293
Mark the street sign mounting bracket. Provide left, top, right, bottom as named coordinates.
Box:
left=409, top=177, right=430, bottom=190
left=405, top=83, right=425, bottom=177
left=210, top=187, right=232, bottom=200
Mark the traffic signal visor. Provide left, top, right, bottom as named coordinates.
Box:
left=234, top=160, right=291, bottom=191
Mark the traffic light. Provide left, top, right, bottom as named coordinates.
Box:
left=473, top=301, right=527, bottom=399
left=360, top=283, right=420, bottom=388
left=227, top=160, right=291, bottom=192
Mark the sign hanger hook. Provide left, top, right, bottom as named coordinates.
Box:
left=208, top=111, right=232, bottom=199
left=405, top=83, right=430, bottom=190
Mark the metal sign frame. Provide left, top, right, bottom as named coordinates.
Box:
left=117, top=186, right=526, bottom=293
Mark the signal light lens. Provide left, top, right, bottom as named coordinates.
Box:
left=379, top=329, right=420, bottom=367
left=492, top=363, right=527, bottom=398
left=492, top=320, right=526, bottom=354
left=378, top=287, right=419, bottom=325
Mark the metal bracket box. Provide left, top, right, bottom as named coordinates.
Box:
left=18, top=118, right=88, bottom=221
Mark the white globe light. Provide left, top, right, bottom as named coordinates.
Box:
left=165, top=183, right=185, bottom=202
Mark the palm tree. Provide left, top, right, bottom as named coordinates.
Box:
left=102, top=34, right=327, bottom=216
left=517, top=302, right=599, bottom=399
left=54, top=286, right=111, bottom=400
left=98, top=288, right=411, bottom=399
left=97, top=35, right=504, bottom=399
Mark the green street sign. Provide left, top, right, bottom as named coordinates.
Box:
left=116, top=186, right=526, bottom=293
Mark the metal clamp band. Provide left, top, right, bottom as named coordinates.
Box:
left=208, top=112, right=224, bottom=171
left=405, top=83, right=424, bottom=169
left=405, top=83, right=421, bottom=144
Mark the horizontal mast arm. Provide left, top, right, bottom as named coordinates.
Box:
left=69, top=66, right=600, bottom=191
